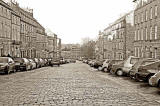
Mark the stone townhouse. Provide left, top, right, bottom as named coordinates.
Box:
left=47, top=35, right=61, bottom=59
left=133, top=0, right=160, bottom=59
left=19, top=7, right=37, bottom=58
left=9, top=1, right=21, bottom=58
left=0, top=0, right=61, bottom=59
left=0, top=0, right=12, bottom=56
left=47, top=36, right=54, bottom=58
left=102, top=11, right=134, bottom=61
left=35, top=20, right=47, bottom=58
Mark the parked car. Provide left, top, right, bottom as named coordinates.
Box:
left=101, top=59, right=110, bottom=72
left=88, top=60, right=93, bottom=66
left=14, top=58, right=31, bottom=71
left=60, top=59, right=66, bottom=64
left=33, top=58, right=40, bottom=68
left=111, top=56, right=139, bottom=76
left=93, top=60, right=104, bottom=68
left=70, top=59, right=76, bottom=63
left=90, top=60, right=96, bottom=67
left=0, top=57, right=15, bottom=74
left=149, top=71, right=160, bottom=87
left=66, top=59, right=71, bottom=63
left=129, top=58, right=158, bottom=79
left=29, top=59, right=36, bottom=69
left=50, top=59, right=60, bottom=67
left=39, top=58, right=45, bottom=67
left=135, top=60, right=160, bottom=82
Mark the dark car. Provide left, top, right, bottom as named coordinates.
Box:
left=135, top=60, right=160, bottom=82
left=129, top=58, right=158, bottom=79
left=50, top=59, right=60, bottom=67
left=0, top=57, right=16, bottom=74
left=93, top=60, right=105, bottom=68
left=110, top=56, right=139, bottom=76
left=14, top=58, right=31, bottom=71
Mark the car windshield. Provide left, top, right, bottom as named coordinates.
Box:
left=133, top=59, right=157, bottom=69
left=141, top=61, right=157, bottom=66
left=14, top=58, right=23, bottom=63
left=0, top=58, right=8, bottom=63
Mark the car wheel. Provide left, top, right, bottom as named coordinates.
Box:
left=5, top=68, right=10, bottom=74
left=13, top=68, right=16, bottom=73
left=104, top=67, right=108, bottom=72
left=135, top=74, right=140, bottom=81
left=147, top=75, right=152, bottom=83
left=25, top=66, right=28, bottom=71
left=98, top=66, right=102, bottom=71
left=116, top=69, right=123, bottom=76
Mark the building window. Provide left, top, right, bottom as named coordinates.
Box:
left=141, top=29, right=143, bottom=40
left=135, top=47, right=137, bottom=57
left=155, top=48, right=157, bottom=58
left=155, top=5, right=158, bottom=17
left=150, top=7, right=153, bottom=19
left=138, top=47, right=140, bottom=58
left=150, top=27, right=152, bottom=40
left=135, top=15, right=137, bottom=24
left=145, top=10, right=148, bottom=21
left=138, top=30, right=140, bottom=40
left=135, top=30, right=137, bottom=41
left=145, top=27, right=148, bottom=40
left=141, top=12, right=143, bottom=22
left=155, top=25, right=157, bottom=40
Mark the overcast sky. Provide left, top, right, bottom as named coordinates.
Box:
left=16, top=0, right=134, bottom=44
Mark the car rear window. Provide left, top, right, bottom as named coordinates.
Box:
left=23, top=58, right=29, bottom=63
left=14, top=58, right=23, bottom=63
left=0, top=58, right=8, bottom=63
left=142, top=61, right=157, bottom=66
left=130, top=58, right=139, bottom=64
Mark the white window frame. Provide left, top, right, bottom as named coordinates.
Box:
left=145, top=10, right=148, bottom=21
left=141, top=29, right=143, bottom=40
left=135, top=30, right=137, bottom=41
left=145, top=27, right=147, bottom=40
left=155, top=25, right=157, bottom=39
left=155, top=5, right=158, bottom=17
left=150, top=27, right=152, bottom=40
left=150, top=7, right=153, bottom=19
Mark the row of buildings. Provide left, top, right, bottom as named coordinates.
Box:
left=0, top=0, right=61, bottom=59
left=61, top=44, right=81, bottom=59
left=95, top=0, right=160, bottom=61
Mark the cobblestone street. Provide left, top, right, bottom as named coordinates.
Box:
left=0, top=61, right=160, bottom=106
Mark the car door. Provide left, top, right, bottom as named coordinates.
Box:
left=8, top=58, right=15, bottom=71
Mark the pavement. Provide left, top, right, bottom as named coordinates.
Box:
left=0, top=61, right=160, bottom=106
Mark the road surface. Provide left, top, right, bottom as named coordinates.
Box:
left=0, top=61, right=160, bottom=106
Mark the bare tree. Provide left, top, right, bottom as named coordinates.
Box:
left=80, top=37, right=95, bottom=59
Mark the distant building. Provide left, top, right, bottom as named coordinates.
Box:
left=99, top=11, right=134, bottom=61
left=61, top=44, right=81, bottom=59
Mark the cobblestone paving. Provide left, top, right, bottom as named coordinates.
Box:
left=0, top=61, right=160, bottom=106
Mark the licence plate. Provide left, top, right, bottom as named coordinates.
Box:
left=15, top=63, right=20, bottom=65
